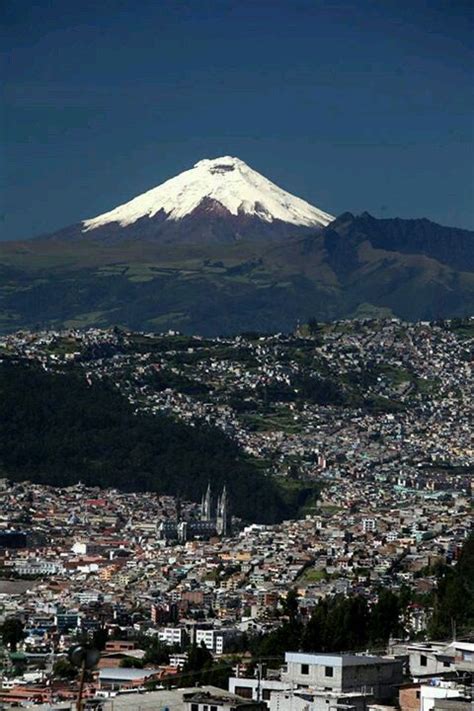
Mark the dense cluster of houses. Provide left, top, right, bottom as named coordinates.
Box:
left=0, top=319, right=471, bottom=708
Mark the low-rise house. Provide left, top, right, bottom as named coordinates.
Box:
left=281, top=652, right=403, bottom=701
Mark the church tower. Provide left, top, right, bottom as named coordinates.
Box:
left=201, top=482, right=212, bottom=521
left=216, top=485, right=230, bottom=536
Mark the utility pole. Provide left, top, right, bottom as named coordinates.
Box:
left=256, top=662, right=263, bottom=702
left=69, top=645, right=100, bottom=711
left=77, top=658, right=87, bottom=711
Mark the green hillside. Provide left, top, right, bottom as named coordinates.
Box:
left=0, top=212, right=473, bottom=335
left=0, top=361, right=294, bottom=524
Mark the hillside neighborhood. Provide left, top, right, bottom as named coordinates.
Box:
left=0, top=318, right=472, bottom=708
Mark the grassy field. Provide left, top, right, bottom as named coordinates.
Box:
left=297, top=567, right=328, bottom=584
left=241, top=408, right=302, bottom=434
left=369, top=364, right=411, bottom=386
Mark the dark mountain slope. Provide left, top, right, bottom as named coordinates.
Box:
left=327, top=212, right=474, bottom=271
left=44, top=201, right=318, bottom=246
left=0, top=360, right=290, bottom=523
left=266, top=214, right=474, bottom=321
left=0, top=213, right=472, bottom=334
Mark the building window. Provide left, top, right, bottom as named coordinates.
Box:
left=262, top=690, right=271, bottom=701
left=301, top=664, right=309, bottom=675
left=416, top=692, right=420, bottom=699
left=420, top=655, right=427, bottom=667
left=443, top=662, right=450, bottom=668
left=235, top=687, right=253, bottom=699
left=211, top=706, right=218, bottom=711
left=325, top=666, right=334, bottom=677
left=191, top=705, right=199, bottom=711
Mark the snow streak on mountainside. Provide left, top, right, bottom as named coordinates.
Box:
left=82, top=156, right=334, bottom=232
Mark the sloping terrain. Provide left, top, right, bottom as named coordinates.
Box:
left=0, top=360, right=289, bottom=523
left=0, top=213, right=472, bottom=335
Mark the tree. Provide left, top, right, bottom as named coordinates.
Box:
left=369, top=590, right=402, bottom=644
left=120, top=656, right=144, bottom=668
left=307, top=319, right=323, bottom=342
left=143, top=638, right=169, bottom=665
left=302, top=600, right=328, bottom=652
left=428, top=535, right=474, bottom=638
left=92, top=626, right=108, bottom=651
left=1, top=617, right=24, bottom=652
left=282, top=589, right=299, bottom=621
left=301, top=596, right=370, bottom=653
left=53, top=658, right=78, bottom=680
left=184, top=641, right=213, bottom=673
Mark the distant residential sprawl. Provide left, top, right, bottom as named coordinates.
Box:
left=0, top=317, right=472, bottom=708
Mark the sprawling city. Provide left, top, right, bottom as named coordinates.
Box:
left=3, top=2, right=473, bottom=710
left=0, top=318, right=472, bottom=709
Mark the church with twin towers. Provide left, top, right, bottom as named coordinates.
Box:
left=201, top=482, right=230, bottom=537
left=157, top=482, right=231, bottom=542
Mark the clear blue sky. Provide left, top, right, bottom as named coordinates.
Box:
left=2, top=0, right=473, bottom=240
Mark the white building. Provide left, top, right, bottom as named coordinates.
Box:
left=229, top=678, right=291, bottom=704
left=14, top=559, right=65, bottom=576
left=196, top=628, right=240, bottom=655
left=169, top=652, right=188, bottom=669
left=362, top=518, right=377, bottom=533
left=420, top=681, right=469, bottom=711
left=158, top=627, right=185, bottom=648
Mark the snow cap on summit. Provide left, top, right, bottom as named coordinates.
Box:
left=193, top=156, right=245, bottom=168
left=82, top=156, right=334, bottom=231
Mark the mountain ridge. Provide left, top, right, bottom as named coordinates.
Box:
left=0, top=157, right=473, bottom=334
left=327, top=211, right=474, bottom=271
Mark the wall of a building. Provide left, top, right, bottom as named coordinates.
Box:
left=399, top=685, right=421, bottom=711
left=283, top=656, right=402, bottom=700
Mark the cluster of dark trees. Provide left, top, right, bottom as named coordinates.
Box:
left=115, top=636, right=175, bottom=669
left=255, top=371, right=403, bottom=412
left=146, top=367, right=210, bottom=398
left=256, top=373, right=347, bottom=407
left=53, top=658, right=78, bottom=680
left=125, top=334, right=211, bottom=354
left=144, top=641, right=234, bottom=691
left=250, top=536, right=474, bottom=658
left=244, top=588, right=407, bottom=659
left=442, top=316, right=474, bottom=338
left=428, top=534, right=474, bottom=638
left=0, top=616, right=25, bottom=652
left=0, top=361, right=289, bottom=523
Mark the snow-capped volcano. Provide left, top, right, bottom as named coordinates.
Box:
left=81, top=157, right=333, bottom=242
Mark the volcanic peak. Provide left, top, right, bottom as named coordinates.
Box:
left=82, top=156, right=334, bottom=232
